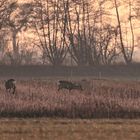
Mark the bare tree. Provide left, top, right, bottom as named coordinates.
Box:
left=114, top=0, right=135, bottom=64
left=134, top=0, right=140, bottom=18
left=0, top=1, right=17, bottom=64
left=67, top=0, right=120, bottom=65
left=98, top=25, right=120, bottom=64
left=0, top=31, right=9, bottom=64
left=32, top=0, right=68, bottom=66
left=0, top=0, right=10, bottom=29
left=67, top=0, right=94, bottom=66
left=5, top=1, right=33, bottom=65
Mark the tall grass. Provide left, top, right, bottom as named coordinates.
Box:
left=0, top=79, right=140, bottom=118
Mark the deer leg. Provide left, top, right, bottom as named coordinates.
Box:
left=12, top=87, right=16, bottom=94
left=58, top=85, right=62, bottom=91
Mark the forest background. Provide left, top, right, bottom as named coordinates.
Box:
left=0, top=0, right=140, bottom=66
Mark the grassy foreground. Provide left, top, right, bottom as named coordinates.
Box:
left=0, top=118, right=140, bottom=140
left=0, top=79, right=140, bottom=140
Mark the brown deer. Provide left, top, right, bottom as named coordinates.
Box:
left=5, top=79, right=16, bottom=94
left=58, top=80, right=83, bottom=91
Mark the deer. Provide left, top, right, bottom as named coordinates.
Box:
left=58, top=80, right=83, bottom=91
left=5, top=79, right=16, bottom=94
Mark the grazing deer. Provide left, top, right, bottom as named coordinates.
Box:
left=5, top=79, right=16, bottom=94
left=58, top=80, right=83, bottom=91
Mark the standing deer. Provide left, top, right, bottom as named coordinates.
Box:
left=5, top=79, right=16, bottom=94
left=58, top=80, right=83, bottom=91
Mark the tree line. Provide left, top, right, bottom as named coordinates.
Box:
left=0, top=0, right=139, bottom=66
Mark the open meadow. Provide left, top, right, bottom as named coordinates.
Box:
left=0, top=78, right=140, bottom=118
left=0, top=77, right=140, bottom=139
left=0, top=118, right=140, bottom=140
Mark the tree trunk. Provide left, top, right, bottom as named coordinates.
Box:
left=114, top=0, right=132, bottom=64
left=12, top=30, right=19, bottom=65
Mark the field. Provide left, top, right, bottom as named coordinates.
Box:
left=0, top=73, right=140, bottom=139
left=0, top=78, right=140, bottom=118
left=0, top=118, right=140, bottom=140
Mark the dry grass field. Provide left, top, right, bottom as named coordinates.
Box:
left=0, top=78, right=140, bottom=118
left=0, top=118, right=140, bottom=140
left=0, top=78, right=140, bottom=139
